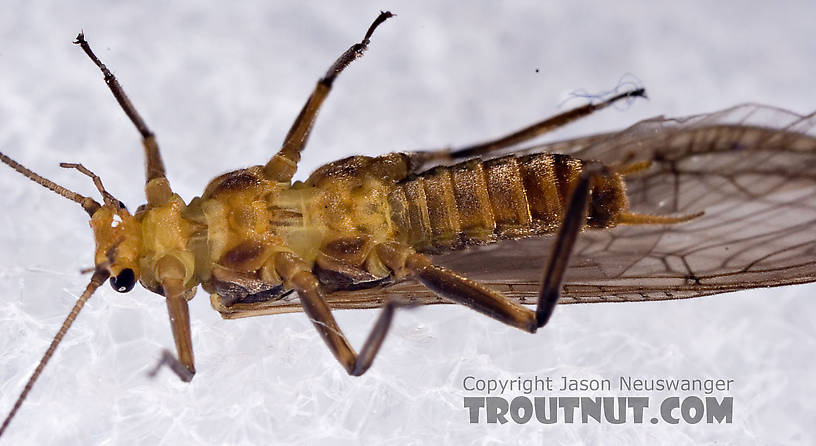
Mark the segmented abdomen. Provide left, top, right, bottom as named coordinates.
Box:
left=388, top=153, right=624, bottom=252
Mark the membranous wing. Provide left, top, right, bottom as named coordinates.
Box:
left=225, top=104, right=816, bottom=315
left=430, top=104, right=816, bottom=304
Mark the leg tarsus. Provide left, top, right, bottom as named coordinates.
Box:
left=351, top=299, right=414, bottom=376
left=535, top=166, right=598, bottom=327
left=321, top=11, right=394, bottom=87
left=147, top=349, right=195, bottom=382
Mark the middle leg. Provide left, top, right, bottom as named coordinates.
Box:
left=274, top=251, right=408, bottom=376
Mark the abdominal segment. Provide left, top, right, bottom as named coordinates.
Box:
left=389, top=153, right=627, bottom=252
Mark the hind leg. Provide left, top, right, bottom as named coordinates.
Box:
left=378, top=165, right=598, bottom=331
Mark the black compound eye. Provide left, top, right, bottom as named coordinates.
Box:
left=110, top=268, right=136, bottom=293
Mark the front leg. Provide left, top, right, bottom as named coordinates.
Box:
left=149, top=257, right=197, bottom=382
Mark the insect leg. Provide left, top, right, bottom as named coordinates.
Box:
left=73, top=33, right=172, bottom=206
left=264, top=11, right=394, bottom=183
left=375, top=243, right=539, bottom=333
left=162, top=281, right=196, bottom=381
left=407, top=88, right=646, bottom=171
left=146, top=294, right=196, bottom=382
left=376, top=166, right=596, bottom=330
left=275, top=251, right=407, bottom=376
left=148, top=257, right=197, bottom=381
left=534, top=165, right=595, bottom=327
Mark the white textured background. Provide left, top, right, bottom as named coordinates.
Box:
left=1, top=1, right=814, bottom=445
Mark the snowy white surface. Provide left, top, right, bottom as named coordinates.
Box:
left=0, top=1, right=815, bottom=445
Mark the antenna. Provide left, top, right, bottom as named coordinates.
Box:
left=0, top=269, right=109, bottom=437
left=0, top=151, right=101, bottom=216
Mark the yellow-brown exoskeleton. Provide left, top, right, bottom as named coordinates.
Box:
left=0, top=11, right=706, bottom=436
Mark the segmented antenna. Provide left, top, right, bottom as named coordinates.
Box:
left=60, top=162, right=124, bottom=210
left=0, top=151, right=101, bottom=216
left=0, top=270, right=109, bottom=437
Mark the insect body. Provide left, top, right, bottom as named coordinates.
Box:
left=194, top=149, right=666, bottom=311
left=2, top=11, right=816, bottom=438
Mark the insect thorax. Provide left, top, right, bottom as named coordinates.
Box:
left=182, top=156, right=407, bottom=302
